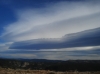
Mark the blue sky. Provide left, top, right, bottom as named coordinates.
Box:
left=0, top=0, right=100, bottom=60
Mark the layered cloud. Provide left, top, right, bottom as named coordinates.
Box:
left=0, top=0, right=100, bottom=60
left=9, top=27, right=100, bottom=49
left=1, top=46, right=100, bottom=60
left=1, top=1, right=100, bottom=41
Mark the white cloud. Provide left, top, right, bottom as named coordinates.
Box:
left=0, top=1, right=100, bottom=60
left=0, top=53, right=37, bottom=59
left=29, top=51, right=100, bottom=60
left=10, top=54, right=37, bottom=59
left=0, top=42, right=13, bottom=51
left=23, top=46, right=94, bottom=51
left=1, top=1, right=100, bottom=41
left=1, top=45, right=100, bottom=60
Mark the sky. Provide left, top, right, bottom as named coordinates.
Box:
left=0, top=0, right=100, bottom=60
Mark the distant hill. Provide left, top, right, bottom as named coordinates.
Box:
left=16, top=58, right=64, bottom=62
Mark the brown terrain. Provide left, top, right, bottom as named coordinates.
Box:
left=0, top=68, right=100, bottom=74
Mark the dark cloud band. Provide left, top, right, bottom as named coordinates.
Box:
left=9, top=27, right=100, bottom=49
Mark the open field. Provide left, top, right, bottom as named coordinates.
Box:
left=0, top=68, right=100, bottom=74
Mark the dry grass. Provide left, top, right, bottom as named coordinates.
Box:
left=0, top=68, right=100, bottom=74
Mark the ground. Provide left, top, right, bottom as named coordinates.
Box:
left=0, top=68, right=100, bottom=74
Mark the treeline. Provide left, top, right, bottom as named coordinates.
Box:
left=0, top=58, right=100, bottom=71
